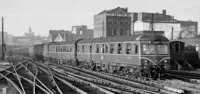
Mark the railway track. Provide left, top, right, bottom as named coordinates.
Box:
left=44, top=61, right=184, bottom=94
left=0, top=57, right=100, bottom=94
left=4, top=57, right=200, bottom=94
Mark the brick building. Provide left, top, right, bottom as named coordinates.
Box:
left=71, top=25, right=93, bottom=40
left=132, top=10, right=198, bottom=40
left=94, top=7, right=131, bottom=38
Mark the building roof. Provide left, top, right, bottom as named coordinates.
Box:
left=97, top=7, right=129, bottom=15
left=49, top=30, right=71, bottom=42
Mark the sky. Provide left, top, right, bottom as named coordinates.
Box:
left=0, top=0, right=200, bottom=36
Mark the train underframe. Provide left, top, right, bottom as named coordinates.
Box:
left=46, top=57, right=164, bottom=80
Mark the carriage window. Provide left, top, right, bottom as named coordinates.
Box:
left=82, top=45, right=85, bottom=52
left=105, top=44, right=108, bottom=53
left=143, top=44, right=155, bottom=54
left=70, top=46, right=72, bottom=52
left=60, top=47, right=63, bottom=52
left=126, top=43, right=131, bottom=54
left=102, top=44, right=104, bottom=53
left=175, top=43, right=179, bottom=52
left=90, top=45, right=92, bottom=53
left=135, top=44, right=138, bottom=54
left=66, top=46, right=69, bottom=52
left=157, top=45, right=169, bottom=54
left=77, top=45, right=79, bottom=53
left=110, top=44, right=114, bottom=54
left=64, top=46, right=66, bottom=52
left=96, top=44, right=99, bottom=53
left=118, top=43, right=122, bottom=54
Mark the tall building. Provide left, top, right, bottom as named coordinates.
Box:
left=94, top=7, right=131, bottom=38
left=132, top=10, right=198, bottom=40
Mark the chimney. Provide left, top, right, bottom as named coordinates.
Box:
left=162, top=9, right=166, bottom=15
left=124, top=8, right=128, bottom=12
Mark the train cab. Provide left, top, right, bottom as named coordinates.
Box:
left=139, top=35, right=170, bottom=68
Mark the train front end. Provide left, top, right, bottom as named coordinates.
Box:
left=139, top=35, right=170, bottom=78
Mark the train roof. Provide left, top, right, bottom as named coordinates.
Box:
left=78, top=34, right=169, bottom=44
left=51, top=40, right=77, bottom=45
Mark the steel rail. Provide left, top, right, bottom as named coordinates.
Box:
left=18, top=60, right=54, bottom=94
left=0, top=73, right=23, bottom=94
left=3, top=69, right=50, bottom=94
left=53, top=70, right=115, bottom=94
left=54, top=75, right=88, bottom=94
left=10, top=61, right=26, bottom=94
left=32, top=61, right=63, bottom=94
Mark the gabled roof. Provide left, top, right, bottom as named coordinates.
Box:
left=98, top=7, right=128, bottom=15
left=49, top=30, right=71, bottom=42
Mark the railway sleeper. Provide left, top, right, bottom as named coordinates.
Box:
left=53, top=70, right=115, bottom=94
left=64, top=64, right=184, bottom=94
left=64, top=70, right=158, bottom=94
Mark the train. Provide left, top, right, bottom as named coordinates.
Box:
left=11, top=34, right=200, bottom=79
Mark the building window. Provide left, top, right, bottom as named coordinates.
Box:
left=110, top=44, right=114, bottom=54
left=118, top=43, right=122, bottom=54
left=126, top=43, right=131, bottom=54
left=113, top=28, right=117, bottom=36
left=125, top=21, right=129, bottom=25
left=82, top=45, right=85, bottom=53
left=96, top=44, right=99, bottom=53
left=108, top=19, right=112, bottom=24
left=120, top=28, right=123, bottom=35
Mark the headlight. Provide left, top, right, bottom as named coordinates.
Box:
left=164, top=60, right=167, bottom=63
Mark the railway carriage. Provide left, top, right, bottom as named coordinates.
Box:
left=48, top=41, right=77, bottom=65
left=77, top=34, right=170, bottom=78
left=17, top=34, right=171, bottom=79
left=33, top=44, right=45, bottom=62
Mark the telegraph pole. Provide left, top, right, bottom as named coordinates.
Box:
left=2, top=17, right=5, bottom=60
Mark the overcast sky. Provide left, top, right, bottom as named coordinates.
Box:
left=0, top=0, right=199, bottom=36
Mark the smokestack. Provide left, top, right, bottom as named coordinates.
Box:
left=124, top=8, right=128, bottom=12
left=162, top=9, right=166, bottom=15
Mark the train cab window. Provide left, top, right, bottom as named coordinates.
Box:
left=157, top=45, right=169, bottom=54
left=126, top=43, right=131, bottom=54
left=143, top=44, right=155, bottom=54
left=105, top=44, right=108, bottom=53
left=110, top=44, right=114, bottom=54
left=82, top=45, right=85, bottom=53
left=96, top=44, right=99, bottom=53
left=118, top=43, right=122, bottom=54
